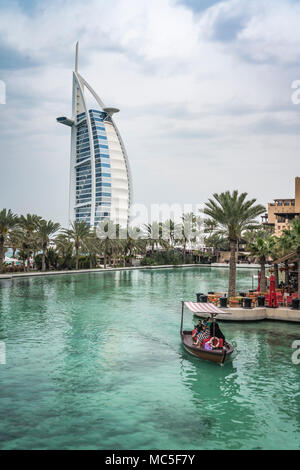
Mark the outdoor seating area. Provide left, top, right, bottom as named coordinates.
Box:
left=196, top=251, right=300, bottom=313
left=197, top=275, right=300, bottom=311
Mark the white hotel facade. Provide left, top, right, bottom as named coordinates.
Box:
left=57, top=43, right=132, bottom=228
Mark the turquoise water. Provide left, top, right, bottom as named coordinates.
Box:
left=0, top=267, right=300, bottom=450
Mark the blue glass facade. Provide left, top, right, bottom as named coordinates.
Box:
left=75, top=110, right=113, bottom=226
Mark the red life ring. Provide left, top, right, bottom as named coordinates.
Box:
left=209, top=337, right=220, bottom=349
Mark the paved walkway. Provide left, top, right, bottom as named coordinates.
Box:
left=211, top=263, right=263, bottom=268
left=0, top=264, right=208, bottom=280
left=0, top=263, right=260, bottom=281
left=195, top=307, right=300, bottom=323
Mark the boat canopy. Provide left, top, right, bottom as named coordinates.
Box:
left=184, top=302, right=226, bottom=314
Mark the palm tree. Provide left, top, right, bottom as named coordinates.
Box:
left=144, top=222, right=160, bottom=254
left=282, top=218, right=300, bottom=297
left=161, top=219, right=181, bottom=248
left=144, top=223, right=156, bottom=254
left=120, top=230, right=147, bottom=266
left=278, top=226, right=296, bottom=285
left=204, top=191, right=265, bottom=297
left=18, top=249, right=28, bottom=272
left=247, top=230, right=276, bottom=292
left=62, top=221, right=91, bottom=270
left=19, top=214, right=42, bottom=271
left=7, top=228, right=22, bottom=259
left=36, top=220, right=60, bottom=272
left=0, top=209, right=19, bottom=273
left=204, top=233, right=229, bottom=260
left=83, top=231, right=100, bottom=269
left=96, top=221, right=122, bottom=268
left=55, top=233, right=74, bottom=269
left=144, top=221, right=170, bottom=255
left=19, top=214, right=42, bottom=232
left=130, top=237, right=147, bottom=262
left=268, top=236, right=281, bottom=288
left=203, top=219, right=218, bottom=237
left=180, top=213, right=198, bottom=263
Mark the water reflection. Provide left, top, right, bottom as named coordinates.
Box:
left=1, top=268, right=300, bottom=450
left=179, top=321, right=300, bottom=449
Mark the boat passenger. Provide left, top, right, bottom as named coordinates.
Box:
left=192, top=325, right=198, bottom=343
left=193, top=321, right=203, bottom=344
left=202, top=320, right=211, bottom=337
left=195, top=322, right=211, bottom=348
left=203, top=318, right=211, bottom=329
left=210, top=321, right=225, bottom=342
left=204, top=341, right=212, bottom=351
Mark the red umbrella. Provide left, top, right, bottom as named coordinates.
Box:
left=268, top=274, right=278, bottom=308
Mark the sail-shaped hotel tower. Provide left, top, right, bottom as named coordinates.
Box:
left=57, top=43, right=131, bottom=228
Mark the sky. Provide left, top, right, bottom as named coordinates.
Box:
left=0, top=0, right=300, bottom=227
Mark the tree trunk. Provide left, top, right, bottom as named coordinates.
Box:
left=104, top=251, right=107, bottom=269
left=27, top=254, right=31, bottom=272
left=89, top=256, right=93, bottom=270
left=297, top=260, right=300, bottom=299
left=76, top=247, right=79, bottom=270
left=260, top=260, right=266, bottom=292
left=285, top=262, right=289, bottom=285
left=42, top=249, right=46, bottom=272
left=274, top=263, right=279, bottom=289
left=183, top=243, right=186, bottom=264
left=0, top=237, right=4, bottom=274
left=228, top=240, right=237, bottom=297
left=33, top=251, right=36, bottom=270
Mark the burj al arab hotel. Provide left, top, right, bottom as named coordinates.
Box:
left=57, top=43, right=131, bottom=228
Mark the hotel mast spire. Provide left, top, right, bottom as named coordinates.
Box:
left=75, top=41, right=79, bottom=73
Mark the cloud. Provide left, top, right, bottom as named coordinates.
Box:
left=0, top=0, right=300, bottom=226
left=198, top=0, right=300, bottom=64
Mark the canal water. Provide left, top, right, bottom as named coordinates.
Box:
left=0, top=267, right=299, bottom=450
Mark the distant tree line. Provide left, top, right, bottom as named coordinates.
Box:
left=2, top=190, right=300, bottom=298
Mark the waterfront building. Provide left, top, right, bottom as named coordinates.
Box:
left=57, top=43, right=132, bottom=228
left=262, top=177, right=300, bottom=236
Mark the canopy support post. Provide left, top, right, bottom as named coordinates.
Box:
left=213, top=315, right=216, bottom=338
left=180, top=301, right=184, bottom=335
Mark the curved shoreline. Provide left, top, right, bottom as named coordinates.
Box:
left=0, top=263, right=259, bottom=280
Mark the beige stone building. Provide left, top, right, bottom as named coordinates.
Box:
left=263, top=177, right=300, bottom=236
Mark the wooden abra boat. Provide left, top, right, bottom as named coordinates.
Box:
left=180, top=301, right=234, bottom=365
left=181, top=331, right=234, bottom=364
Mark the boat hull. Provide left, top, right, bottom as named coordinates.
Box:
left=181, top=331, right=234, bottom=364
